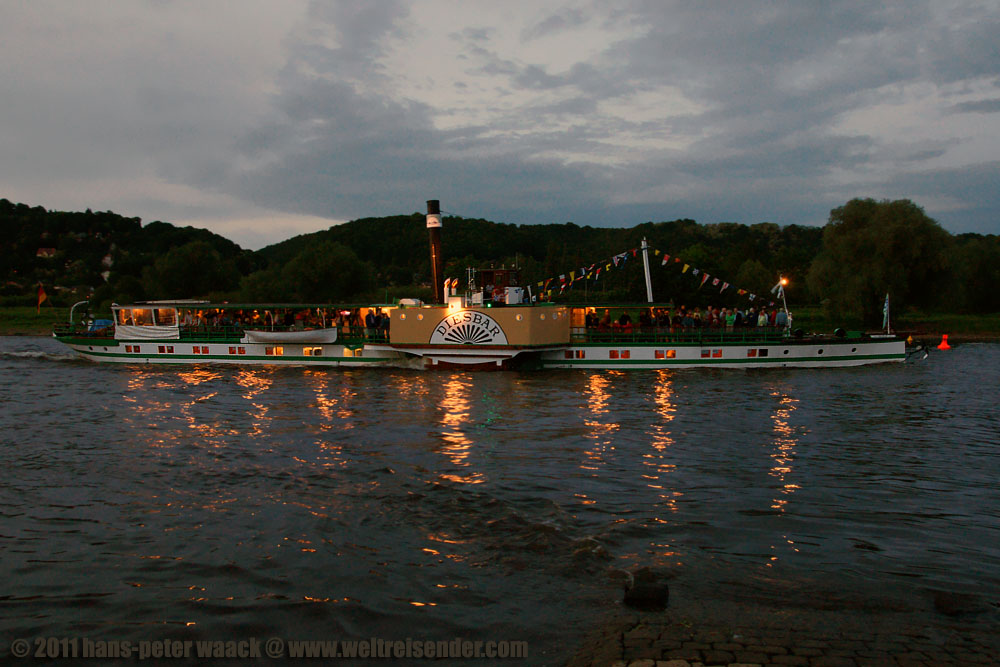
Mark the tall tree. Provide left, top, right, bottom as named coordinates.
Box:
left=807, top=198, right=951, bottom=326
left=142, top=240, right=240, bottom=299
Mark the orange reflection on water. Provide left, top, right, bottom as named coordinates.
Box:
left=437, top=375, right=484, bottom=485
left=581, top=372, right=620, bottom=471
left=767, top=390, right=801, bottom=515
left=644, top=370, right=682, bottom=513
left=235, top=369, right=273, bottom=439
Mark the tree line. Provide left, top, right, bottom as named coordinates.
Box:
left=3, top=197, right=997, bottom=327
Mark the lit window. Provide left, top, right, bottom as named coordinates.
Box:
left=747, top=349, right=757, bottom=357
left=304, top=347, right=322, bottom=356
left=133, top=346, right=140, bottom=354
left=609, top=350, right=619, bottom=359
left=564, top=350, right=574, bottom=359
left=399, top=313, right=406, bottom=320
left=192, top=347, right=200, bottom=354
left=666, top=350, right=676, bottom=359
left=712, top=349, right=722, bottom=358
left=265, top=346, right=284, bottom=356
left=238, top=347, right=245, bottom=355
left=701, top=349, right=711, bottom=358
left=158, top=345, right=165, bottom=353
left=575, top=350, right=585, bottom=359
left=621, top=350, right=630, bottom=359
left=655, top=350, right=664, bottom=359
left=759, top=349, right=769, bottom=357
left=201, top=346, right=209, bottom=354
left=125, top=345, right=132, bottom=353
left=166, top=346, right=174, bottom=353
left=229, top=346, right=237, bottom=355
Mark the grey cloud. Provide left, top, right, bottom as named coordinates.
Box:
left=215, top=1, right=1000, bottom=240
left=952, top=99, right=1000, bottom=114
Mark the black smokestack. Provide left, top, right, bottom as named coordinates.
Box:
left=426, top=200, right=443, bottom=304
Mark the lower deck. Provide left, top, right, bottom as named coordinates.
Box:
left=56, top=331, right=905, bottom=369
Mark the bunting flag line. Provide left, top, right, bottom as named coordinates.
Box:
left=530, top=243, right=785, bottom=309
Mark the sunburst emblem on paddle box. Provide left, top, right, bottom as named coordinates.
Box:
left=430, top=311, right=509, bottom=345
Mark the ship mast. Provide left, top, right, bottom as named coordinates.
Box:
left=641, top=238, right=654, bottom=303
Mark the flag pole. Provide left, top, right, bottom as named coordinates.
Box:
left=641, top=238, right=654, bottom=303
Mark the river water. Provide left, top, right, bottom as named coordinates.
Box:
left=1, top=336, right=997, bottom=663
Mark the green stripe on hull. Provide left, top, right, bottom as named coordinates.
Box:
left=544, top=353, right=904, bottom=367
left=72, top=349, right=391, bottom=364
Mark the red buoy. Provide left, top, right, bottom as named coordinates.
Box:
left=937, top=334, right=951, bottom=350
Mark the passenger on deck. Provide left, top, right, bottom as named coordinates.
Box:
left=776, top=309, right=788, bottom=328
left=599, top=309, right=612, bottom=330
left=757, top=310, right=769, bottom=327
left=639, top=309, right=653, bottom=329
left=745, top=307, right=756, bottom=328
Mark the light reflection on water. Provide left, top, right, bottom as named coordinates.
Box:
left=1, top=338, right=999, bottom=664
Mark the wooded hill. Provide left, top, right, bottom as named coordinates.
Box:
left=4, top=196, right=998, bottom=327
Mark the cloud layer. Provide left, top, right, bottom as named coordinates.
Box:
left=2, top=1, right=999, bottom=247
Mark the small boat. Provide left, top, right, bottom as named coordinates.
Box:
left=53, top=201, right=906, bottom=369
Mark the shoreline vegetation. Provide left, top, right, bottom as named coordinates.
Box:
left=6, top=305, right=999, bottom=343
left=5, top=196, right=1000, bottom=335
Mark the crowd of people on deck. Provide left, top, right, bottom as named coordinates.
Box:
left=584, top=305, right=789, bottom=334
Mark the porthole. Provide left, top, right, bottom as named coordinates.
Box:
left=818, top=349, right=824, bottom=355
left=540, top=314, right=546, bottom=320
left=399, top=313, right=406, bottom=320
left=851, top=347, right=857, bottom=352
left=417, top=313, right=424, bottom=320
left=515, top=314, right=523, bottom=321
left=783, top=349, right=789, bottom=355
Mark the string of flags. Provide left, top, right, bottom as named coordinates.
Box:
left=533, top=246, right=779, bottom=307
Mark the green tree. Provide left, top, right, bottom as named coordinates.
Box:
left=280, top=240, right=375, bottom=302
left=734, top=258, right=774, bottom=296
left=142, top=240, right=241, bottom=299
left=807, top=198, right=951, bottom=326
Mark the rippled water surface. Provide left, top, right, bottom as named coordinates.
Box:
left=1, top=337, right=998, bottom=663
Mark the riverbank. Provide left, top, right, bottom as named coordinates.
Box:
left=0, top=306, right=69, bottom=335
left=568, top=592, right=998, bottom=666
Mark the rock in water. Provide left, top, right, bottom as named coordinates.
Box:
left=623, top=568, right=669, bottom=611
left=932, top=590, right=988, bottom=616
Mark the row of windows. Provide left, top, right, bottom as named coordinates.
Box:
left=123, top=345, right=324, bottom=356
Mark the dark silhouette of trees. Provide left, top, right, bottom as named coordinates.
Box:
left=807, top=198, right=952, bottom=326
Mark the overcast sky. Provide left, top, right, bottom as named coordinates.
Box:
left=3, top=1, right=999, bottom=248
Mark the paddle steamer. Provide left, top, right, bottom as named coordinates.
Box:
left=53, top=201, right=905, bottom=369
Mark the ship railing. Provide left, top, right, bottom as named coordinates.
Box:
left=577, top=327, right=788, bottom=345
left=179, top=325, right=246, bottom=341
left=176, top=324, right=391, bottom=343
left=52, top=322, right=114, bottom=338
